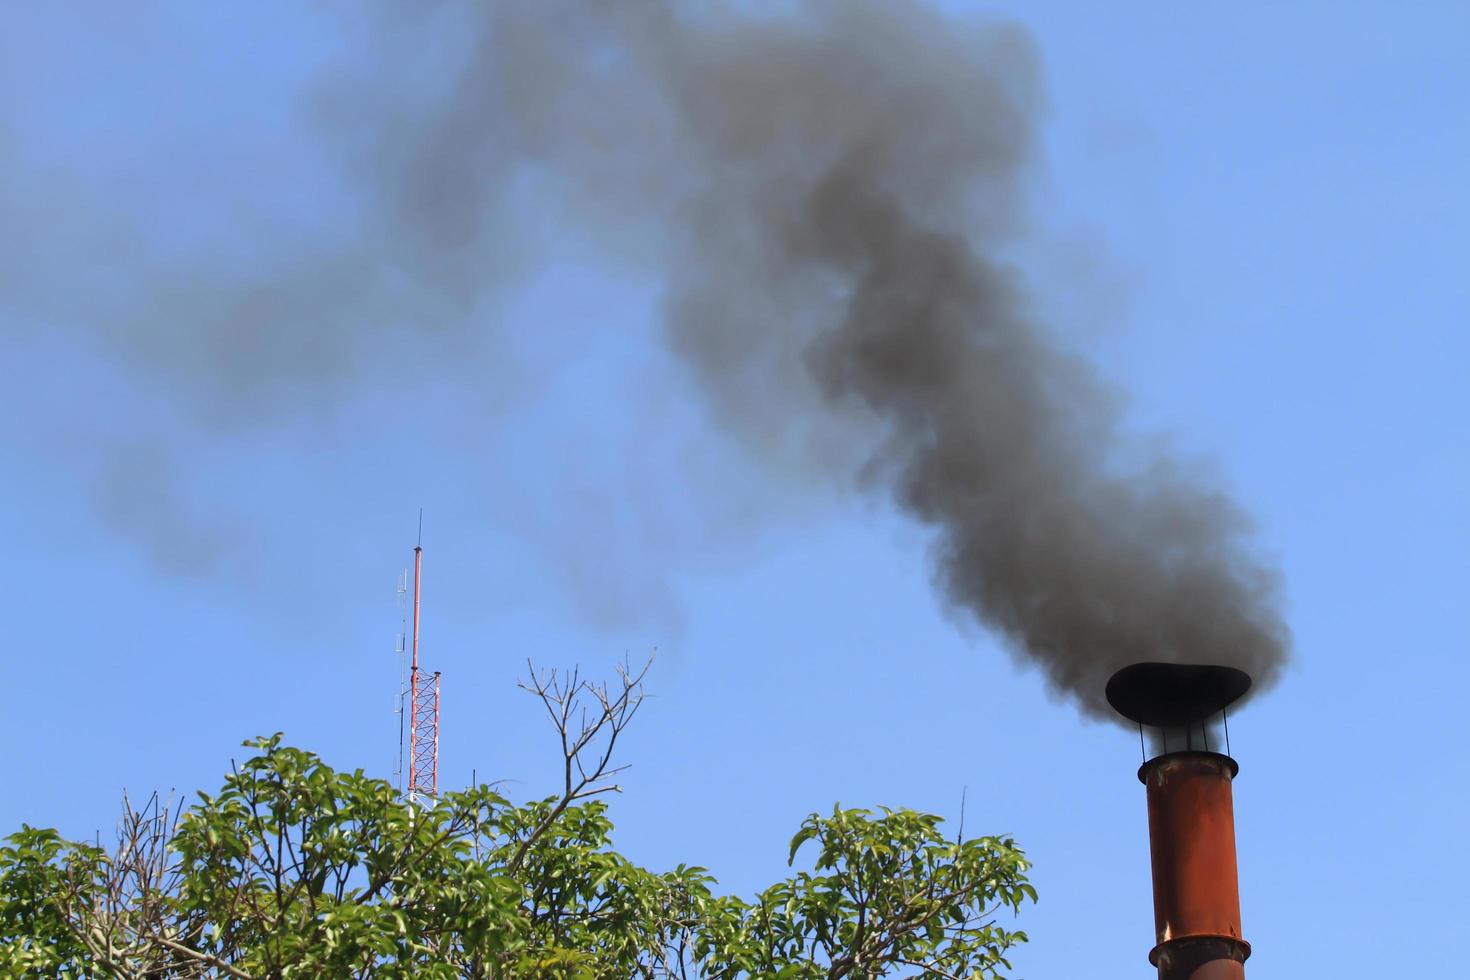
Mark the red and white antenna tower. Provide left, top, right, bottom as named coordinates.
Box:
left=404, top=517, right=441, bottom=803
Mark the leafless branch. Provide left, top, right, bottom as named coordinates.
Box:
left=509, top=653, right=653, bottom=872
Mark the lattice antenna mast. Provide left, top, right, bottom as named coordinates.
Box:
left=407, top=517, right=441, bottom=803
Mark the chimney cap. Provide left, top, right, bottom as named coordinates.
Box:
left=1106, top=662, right=1250, bottom=728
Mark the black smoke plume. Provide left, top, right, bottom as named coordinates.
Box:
left=2, top=1, right=1288, bottom=717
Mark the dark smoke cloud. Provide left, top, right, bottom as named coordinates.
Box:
left=2, top=0, right=1288, bottom=717
left=397, top=1, right=1286, bottom=716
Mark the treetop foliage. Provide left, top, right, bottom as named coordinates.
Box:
left=1, top=662, right=1034, bottom=977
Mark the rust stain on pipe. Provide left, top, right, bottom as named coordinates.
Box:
left=1141, top=751, right=1251, bottom=980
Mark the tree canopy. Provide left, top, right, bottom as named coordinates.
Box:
left=1, top=663, right=1034, bottom=978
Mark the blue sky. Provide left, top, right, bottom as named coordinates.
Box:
left=2, top=3, right=1467, bottom=977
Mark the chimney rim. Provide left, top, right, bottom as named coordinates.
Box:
left=1136, top=749, right=1239, bottom=784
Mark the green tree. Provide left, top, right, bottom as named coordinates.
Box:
left=0, top=663, right=1034, bottom=978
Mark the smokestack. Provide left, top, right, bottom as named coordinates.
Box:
left=1108, top=663, right=1252, bottom=980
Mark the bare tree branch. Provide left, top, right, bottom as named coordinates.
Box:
left=509, top=654, right=653, bottom=873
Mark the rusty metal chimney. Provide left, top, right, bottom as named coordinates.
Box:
left=1107, top=663, right=1253, bottom=980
